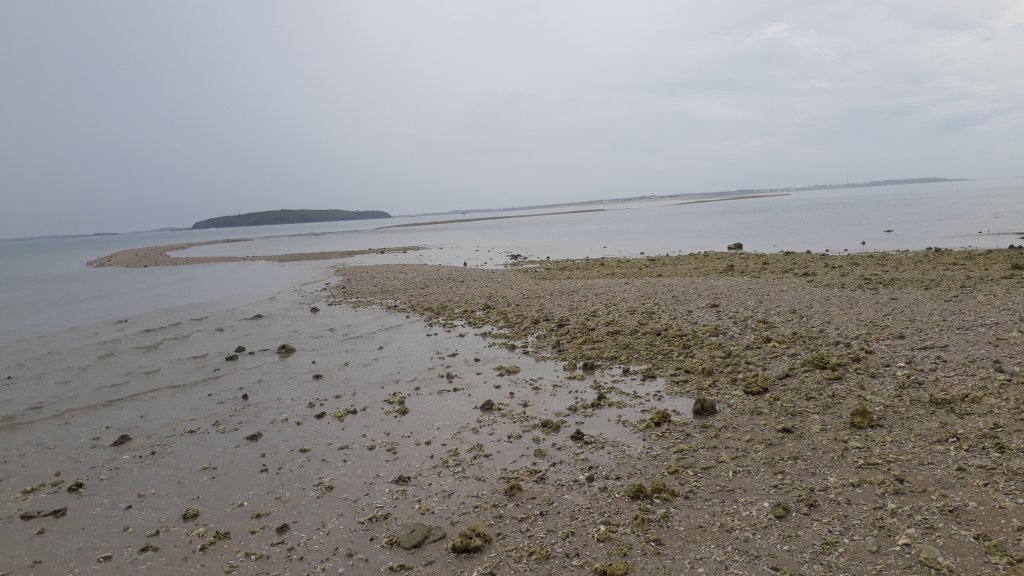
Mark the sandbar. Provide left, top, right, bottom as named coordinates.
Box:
left=380, top=208, right=606, bottom=229
left=87, top=238, right=422, bottom=268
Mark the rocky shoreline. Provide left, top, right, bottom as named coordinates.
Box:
left=331, top=248, right=1024, bottom=574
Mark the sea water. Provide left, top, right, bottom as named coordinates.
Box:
left=1, top=177, right=1022, bottom=348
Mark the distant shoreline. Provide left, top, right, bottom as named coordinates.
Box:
left=3, top=176, right=969, bottom=241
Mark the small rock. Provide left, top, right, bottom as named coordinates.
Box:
left=623, top=483, right=650, bottom=501
left=181, top=507, right=200, bottom=522
left=647, top=409, right=671, bottom=427
left=426, top=525, right=447, bottom=544
left=593, top=561, right=630, bottom=576
left=397, top=522, right=430, bottom=550
left=539, top=418, right=562, bottom=434
left=449, top=525, right=492, bottom=554
left=493, top=365, right=521, bottom=377
left=224, top=354, right=239, bottom=361
left=110, top=434, right=132, bottom=447
left=849, top=404, right=875, bottom=429
left=276, top=344, right=297, bottom=356
left=917, top=544, right=953, bottom=571
left=742, top=378, right=769, bottom=395
left=692, top=398, right=717, bottom=417
left=66, top=480, right=85, bottom=493
left=479, top=399, right=495, bottom=412
left=570, top=428, right=587, bottom=442
left=275, top=522, right=290, bottom=536
left=244, top=432, right=262, bottom=442
left=196, top=529, right=231, bottom=552
left=234, top=346, right=246, bottom=353
left=18, top=507, right=66, bottom=521
left=96, top=553, right=113, bottom=563
left=503, top=482, right=524, bottom=496
left=771, top=502, right=791, bottom=519
left=309, top=306, right=320, bottom=313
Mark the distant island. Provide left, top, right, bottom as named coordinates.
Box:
left=191, top=209, right=391, bottom=229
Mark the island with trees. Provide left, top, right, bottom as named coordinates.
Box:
left=191, top=209, right=391, bottom=229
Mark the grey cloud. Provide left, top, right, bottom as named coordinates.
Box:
left=1, top=1, right=1021, bottom=237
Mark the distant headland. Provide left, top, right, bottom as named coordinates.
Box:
left=191, top=209, right=391, bottom=229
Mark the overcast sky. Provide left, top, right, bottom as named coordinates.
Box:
left=2, top=1, right=1022, bottom=237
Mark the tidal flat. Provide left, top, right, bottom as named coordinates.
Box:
left=2, top=248, right=1023, bottom=575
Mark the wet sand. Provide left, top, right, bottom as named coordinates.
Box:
left=0, top=267, right=689, bottom=575
left=4, top=248, right=1023, bottom=575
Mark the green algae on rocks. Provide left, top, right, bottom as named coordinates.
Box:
left=449, top=525, right=492, bottom=554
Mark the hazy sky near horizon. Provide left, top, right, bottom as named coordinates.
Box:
left=2, top=1, right=1023, bottom=237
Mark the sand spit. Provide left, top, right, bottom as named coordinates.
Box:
left=331, top=248, right=1024, bottom=575
left=380, top=208, right=606, bottom=229
left=87, top=239, right=422, bottom=268
left=384, top=192, right=790, bottom=230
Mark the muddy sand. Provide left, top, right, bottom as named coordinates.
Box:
left=3, top=248, right=1023, bottom=575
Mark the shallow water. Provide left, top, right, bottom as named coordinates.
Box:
left=1, top=177, right=1022, bottom=347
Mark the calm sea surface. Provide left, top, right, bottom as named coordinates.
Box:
left=2, top=177, right=1022, bottom=347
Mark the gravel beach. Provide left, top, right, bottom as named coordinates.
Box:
left=331, top=248, right=1024, bottom=575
